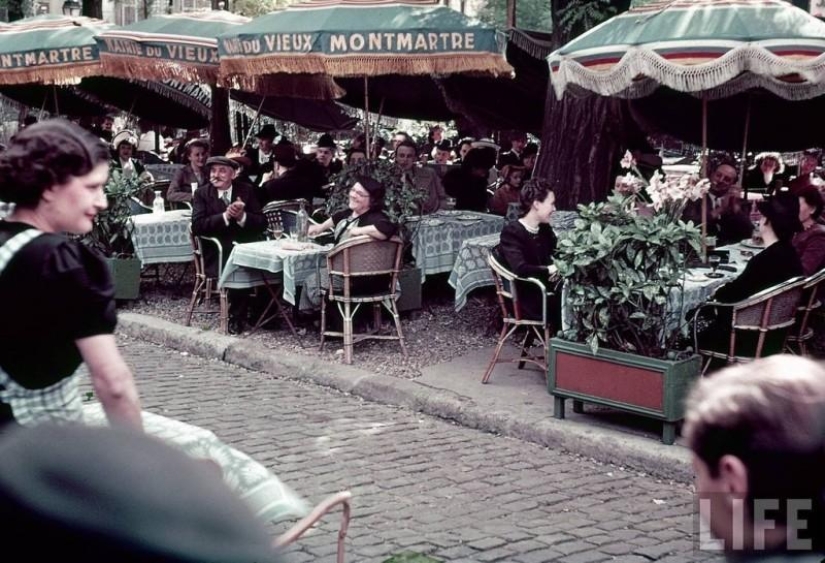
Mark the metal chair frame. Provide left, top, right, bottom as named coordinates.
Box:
left=185, top=225, right=227, bottom=333
left=482, top=251, right=554, bottom=384
left=320, top=235, right=407, bottom=365
left=274, top=491, right=352, bottom=563
left=263, top=199, right=305, bottom=238
left=785, top=267, right=825, bottom=355
left=692, top=276, right=806, bottom=375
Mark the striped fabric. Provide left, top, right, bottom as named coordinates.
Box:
left=0, top=229, right=85, bottom=427
left=548, top=0, right=825, bottom=100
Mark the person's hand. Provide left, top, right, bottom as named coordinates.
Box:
left=547, top=264, right=560, bottom=281
left=307, top=224, right=322, bottom=237
left=226, top=198, right=245, bottom=220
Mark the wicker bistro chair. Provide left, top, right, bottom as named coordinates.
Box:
left=692, top=276, right=806, bottom=375
left=482, top=251, right=556, bottom=384
left=785, top=267, right=825, bottom=355
left=320, top=235, right=407, bottom=365
left=185, top=225, right=228, bottom=333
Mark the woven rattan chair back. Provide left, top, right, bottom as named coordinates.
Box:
left=320, top=235, right=407, bottom=364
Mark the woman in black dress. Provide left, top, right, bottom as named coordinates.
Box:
left=0, top=119, right=142, bottom=429
left=497, top=178, right=560, bottom=324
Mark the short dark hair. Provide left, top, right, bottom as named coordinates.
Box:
left=0, top=119, right=110, bottom=209
left=394, top=139, right=418, bottom=155
left=184, top=138, right=209, bottom=156
left=519, top=177, right=553, bottom=214
left=346, top=147, right=367, bottom=164
left=757, top=195, right=802, bottom=242
left=798, top=185, right=824, bottom=220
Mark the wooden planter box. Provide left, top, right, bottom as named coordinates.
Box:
left=396, top=266, right=422, bottom=313
left=107, top=257, right=142, bottom=301
left=547, top=338, right=701, bottom=445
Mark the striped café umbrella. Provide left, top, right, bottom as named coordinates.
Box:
left=95, top=10, right=250, bottom=85
left=0, top=14, right=113, bottom=85
left=548, top=0, right=825, bottom=101
left=218, top=0, right=513, bottom=150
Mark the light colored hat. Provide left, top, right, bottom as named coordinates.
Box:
left=111, top=129, right=138, bottom=149
left=471, top=138, right=500, bottom=151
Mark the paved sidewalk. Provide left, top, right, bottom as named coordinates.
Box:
left=118, top=312, right=693, bottom=482
left=102, top=337, right=717, bottom=563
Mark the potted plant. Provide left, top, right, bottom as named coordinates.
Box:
left=327, top=159, right=428, bottom=312
left=548, top=153, right=709, bottom=444
left=81, top=169, right=143, bottom=300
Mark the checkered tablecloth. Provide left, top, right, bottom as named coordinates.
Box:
left=410, top=210, right=505, bottom=281
left=130, top=210, right=192, bottom=265
left=218, top=239, right=330, bottom=305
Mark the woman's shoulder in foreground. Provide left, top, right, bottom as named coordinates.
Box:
left=1, top=222, right=109, bottom=279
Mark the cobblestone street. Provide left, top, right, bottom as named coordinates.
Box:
left=104, top=338, right=719, bottom=563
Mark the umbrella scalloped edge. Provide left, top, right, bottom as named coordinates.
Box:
left=550, top=45, right=825, bottom=101
left=99, top=53, right=219, bottom=84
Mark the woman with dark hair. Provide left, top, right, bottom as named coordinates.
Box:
left=167, top=138, right=209, bottom=204
left=488, top=164, right=526, bottom=216
left=442, top=147, right=494, bottom=212
left=308, top=175, right=397, bottom=243
left=793, top=185, right=825, bottom=276
left=497, top=178, right=559, bottom=323
left=0, top=119, right=142, bottom=429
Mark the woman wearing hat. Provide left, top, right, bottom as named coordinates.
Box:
left=167, top=138, right=209, bottom=205
left=110, top=129, right=153, bottom=184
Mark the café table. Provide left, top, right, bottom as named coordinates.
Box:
left=560, top=241, right=763, bottom=331
left=218, top=238, right=331, bottom=306
left=448, top=211, right=580, bottom=311
left=410, top=210, right=505, bottom=281
left=130, top=209, right=192, bottom=265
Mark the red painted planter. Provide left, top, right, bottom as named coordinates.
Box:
left=547, top=338, right=701, bottom=444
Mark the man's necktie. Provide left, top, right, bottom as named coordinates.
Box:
left=221, top=191, right=230, bottom=205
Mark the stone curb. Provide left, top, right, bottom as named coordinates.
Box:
left=118, top=312, right=693, bottom=482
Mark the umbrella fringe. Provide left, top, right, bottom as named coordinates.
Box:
left=0, top=63, right=99, bottom=86
left=551, top=45, right=825, bottom=101
left=220, top=53, right=513, bottom=79
left=100, top=55, right=219, bottom=84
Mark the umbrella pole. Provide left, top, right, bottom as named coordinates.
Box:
left=739, top=94, right=752, bottom=199
left=53, top=86, right=59, bottom=116
left=701, top=96, right=708, bottom=263
left=374, top=96, right=385, bottom=138
left=241, top=95, right=267, bottom=149
left=364, top=76, right=370, bottom=161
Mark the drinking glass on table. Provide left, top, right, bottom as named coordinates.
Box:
left=707, top=254, right=722, bottom=278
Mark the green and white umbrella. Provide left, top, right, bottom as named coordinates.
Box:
left=0, top=14, right=113, bottom=85
left=548, top=0, right=825, bottom=101
left=218, top=0, right=512, bottom=84
left=95, top=10, right=250, bottom=84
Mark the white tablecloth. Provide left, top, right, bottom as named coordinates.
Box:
left=130, top=210, right=192, bottom=265
left=218, top=239, right=330, bottom=305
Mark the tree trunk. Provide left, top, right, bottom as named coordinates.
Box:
left=209, top=85, right=232, bottom=156
left=535, top=92, right=647, bottom=209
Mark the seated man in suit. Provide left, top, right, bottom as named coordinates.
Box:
left=192, top=156, right=267, bottom=334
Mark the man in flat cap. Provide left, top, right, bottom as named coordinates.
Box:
left=260, top=143, right=320, bottom=205
left=192, top=156, right=266, bottom=334
left=246, top=123, right=278, bottom=184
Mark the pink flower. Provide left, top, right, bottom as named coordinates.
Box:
left=620, top=150, right=636, bottom=170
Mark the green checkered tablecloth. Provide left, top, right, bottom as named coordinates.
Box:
left=218, top=239, right=330, bottom=305
left=131, top=210, right=192, bottom=265
left=410, top=210, right=505, bottom=281
left=447, top=211, right=580, bottom=311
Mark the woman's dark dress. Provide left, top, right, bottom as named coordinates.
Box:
left=0, top=221, right=116, bottom=426
left=700, top=240, right=803, bottom=358
left=497, top=220, right=559, bottom=324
